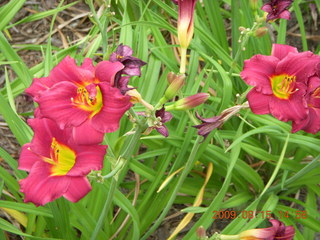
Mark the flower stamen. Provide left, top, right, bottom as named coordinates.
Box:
left=72, top=85, right=103, bottom=118
left=271, top=74, right=297, bottom=99
left=49, top=138, right=76, bottom=176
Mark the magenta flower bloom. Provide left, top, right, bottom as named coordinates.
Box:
left=175, top=0, right=197, bottom=49
left=241, top=44, right=320, bottom=124
left=292, top=75, right=320, bottom=133
left=18, top=118, right=107, bottom=206
left=26, top=56, right=132, bottom=145
left=239, top=219, right=295, bottom=240
left=261, top=0, right=293, bottom=22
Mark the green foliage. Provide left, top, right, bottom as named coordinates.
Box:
left=0, top=0, right=319, bottom=240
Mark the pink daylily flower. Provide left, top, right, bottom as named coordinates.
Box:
left=18, top=118, right=107, bottom=206
left=26, top=56, right=132, bottom=145
left=241, top=44, right=320, bottom=124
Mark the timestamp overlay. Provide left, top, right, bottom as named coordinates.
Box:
left=212, top=210, right=308, bottom=220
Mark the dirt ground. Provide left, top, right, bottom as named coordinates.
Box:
left=0, top=1, right=319, bottom=239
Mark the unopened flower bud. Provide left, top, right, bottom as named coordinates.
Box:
left=249, top=0, right=258, bottom=11
left=166, top=93, right=209, bottom=111
left=177, top=0, right=197, bottom=49
left=238, top=26, right=246, bottom=32
left=167, top=72, right=176, bottom=84
left=254, top=26, right=268, bottom=38
left=164, top=73, right=185, bottom=100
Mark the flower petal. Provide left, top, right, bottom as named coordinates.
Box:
left=307, top=76, right=320, bottom=94
left=19, top=161, right=70, bottom=206
left=261, top=4, right=272, bottom=12
left=194, top=121, right=222, bottom=139
left=72, top=120, right=105, bottom=145
left=25, top=76, right=56, bottom=98
left=110, top=44, right=134, bottom=62
left=271, top=44, right=298, bottom=61
left=156, top=126, right=169, bottom=137
left=49, top=56, right=95, bottom=85
left=18, top=144, right=41, bottom=171
left=276, top=52, right=320, bottom=83
left=63, top=177, right=92, bottom=202
left=279, top=9, right=291, bottom=20
left=269, top=89, right=308, bottom=122
left=67, top=144, right=107, bottom=176
left=90, top=83, right=132, bottom=133
left=247, top=88, right=271, bottom=114
left=80, top=58, right=95, bottom=72
left=292, top=108, right=320, bottom=134
left=36, top=81, right=88, bottom=129
left=27, top=118, right=72, bottom=157
left=95, top=61, right=124, bottom=86
left=241, top=55, right=279, bottom=94
left=26, top=57, right=96, bottom=98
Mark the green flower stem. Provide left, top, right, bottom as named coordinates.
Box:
left=90, top=110, right=146, bottom=240
left=141, top=136, right=202, bottom=240
left=180, top=47, right=187, bottom=74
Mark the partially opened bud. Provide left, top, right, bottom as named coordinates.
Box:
left=176, top=0, right=197, bottom=49
left=164, top=73, right=185, bottom=100
left=166, top=93, right=209, bottom=111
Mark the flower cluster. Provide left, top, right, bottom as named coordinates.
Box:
left=241, top=44, right=320, bottom=134
left=19, top=45, right=145, bottom=206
